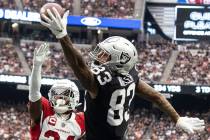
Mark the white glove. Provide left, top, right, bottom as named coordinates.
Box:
left=29, top=43, right=49, bottom=102
left=33, top=43, right=49, bottom=67
left=176, top=117, right=205, bottom=134
left=40, top=7, right=69, bottom=39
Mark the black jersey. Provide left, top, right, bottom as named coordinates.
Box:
left=84, top=65, right=139, bottom=140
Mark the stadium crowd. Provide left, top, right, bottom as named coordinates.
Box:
left=1, top=38, right=210, bottom=85
left=20, top=41, right=90, bottom=79
left=23, top=0, right=73, bottom=15
left=19, top=39, right=175, bottom=82
left=0, top=101, right=209, bottom=140
left=0, top=102, right=30, bottom=140
left=137, top=40, right=176, bottom=83
left=0, top=40, right=24, bottom=75
left=0, top=0, right=135, bottom=18
left=168, top=49, right=210, bottom=85
left=168, top=42, right=210, bottom=85
left=126, top=108, right=210, bottom=140
left=149, top=113, right=209, bottom=140
left=0, top=0, right=16, bottom=9
left=81, top=0, right=135, bottom=18
left=0, top=38, right=209, bottom=140
left=126, top=108, right=152, bottom=139
left=0, top=0, right=209, bottom=139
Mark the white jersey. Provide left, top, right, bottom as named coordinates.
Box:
left=30, top=97, right=85, bottom=140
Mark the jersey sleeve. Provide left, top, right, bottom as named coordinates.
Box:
left=40, top=96, right=54, bottom=121
left=29, top=97, right=53, bottom=140
left=29, top=97, right=54, bottom=140
left=75, top=112, right=86, bottom=136
left=28, top=96, right=53, bottom=123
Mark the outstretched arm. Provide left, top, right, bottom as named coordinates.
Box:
left=59, top=36, right=97, bottom=98
left=136, top=80, right=205, bottom=134
left=29, top=43, right=49, bottom=126
left=40, top=8, right=98, bottom=98
left=136, top=80, right=179, bottom=122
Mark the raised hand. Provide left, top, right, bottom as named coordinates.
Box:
left=33, top=43, right=49, bottom=67
left=40, top=7, right=69, bottom=39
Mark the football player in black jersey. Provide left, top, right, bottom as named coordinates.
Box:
left=41, top=8, right=205, bottom=140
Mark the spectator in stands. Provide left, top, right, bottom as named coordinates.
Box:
left=23, top=0, right=73, bottom=14
left=138, top=40, right=176, bottom=83
left=0, top=0, right=16, bottom=9
left=168, top=49, right=210, bottom=85
left=1, top=34, right=210, bottom=85
left=81, top=0, right=135, bottom=18
left=20, top=41, right=90, bottom=79
left=1, top=0, right=135, bottom=19
left=0, top=102, right=30, bottom=139
left=0, top=101, right=209, bottom=140
left=126, top=108, right=209, bottom=140
left=0, top=40, right=24, bottom=75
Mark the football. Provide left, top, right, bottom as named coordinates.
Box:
left=40, top=3, right=65, bottom=20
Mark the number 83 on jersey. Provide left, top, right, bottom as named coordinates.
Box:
left=91, top=66, right=136, bottom=126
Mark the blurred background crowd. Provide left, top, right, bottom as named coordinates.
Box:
left=0, top=0, right=209, bottom=139
left=1, top=38, right=209, bottom=85
left=127, top=108, right=210, bottom=140
left=0, top=0, right=135, bottom=18
left=0, top=101, right=209, bottom=140
left=0, top=102, right=30, bottom=139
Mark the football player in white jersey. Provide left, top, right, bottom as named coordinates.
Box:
left=28, top=43, right=85, bottom=140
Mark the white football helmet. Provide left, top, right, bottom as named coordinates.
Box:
left=48, top=79, right=80, bottom=114
left=89, top=36, right=138, bottom=74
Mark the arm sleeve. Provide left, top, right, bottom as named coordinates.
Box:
left=29, top=65, right=42, bottom=102
left=30, top=97, right=54, bottom=139
left=76, top=112, right=86, bottom=136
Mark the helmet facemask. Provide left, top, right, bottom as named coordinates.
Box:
left=89, top=40, right=137, bottom=75
left=49, top=85, right=79, bottom=114
left=89, top=45, right=111, bottom=66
